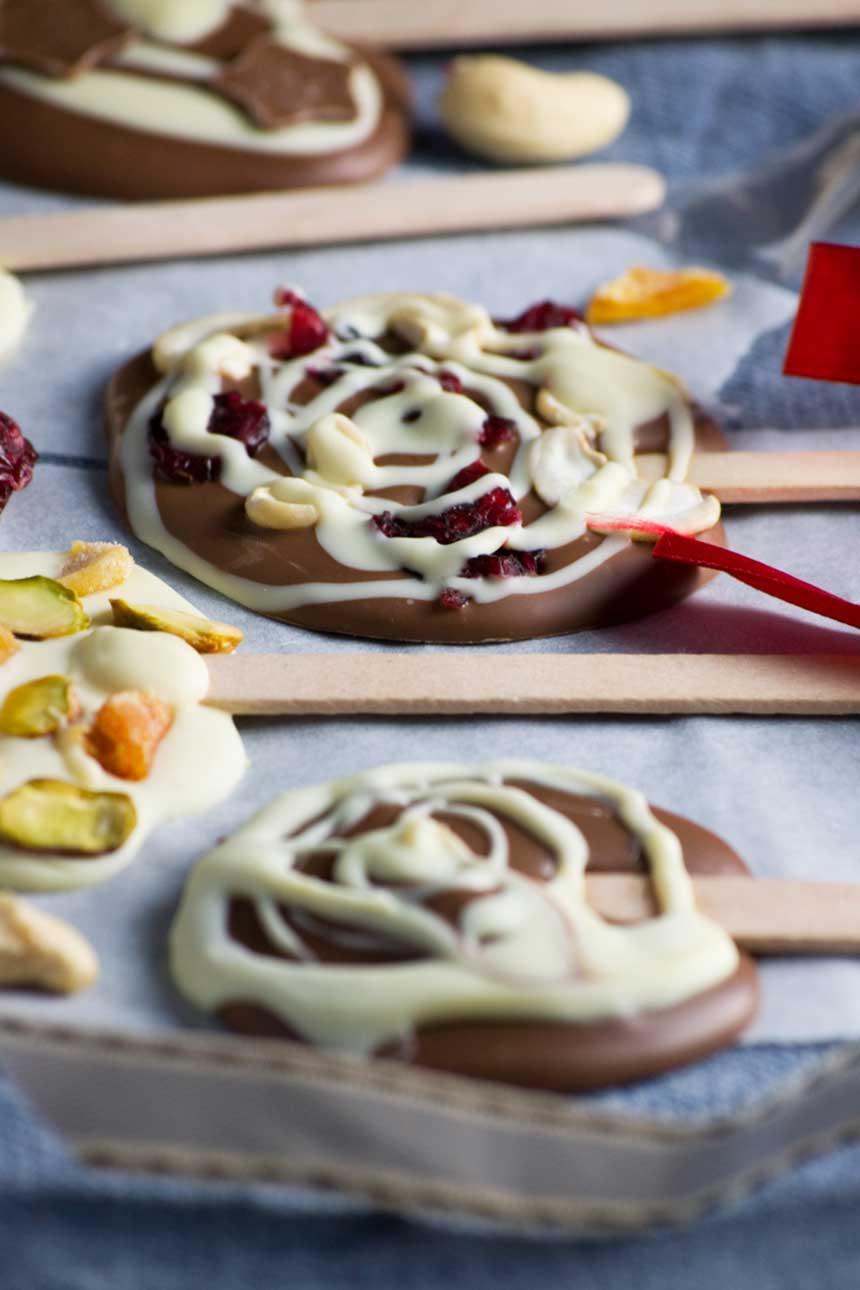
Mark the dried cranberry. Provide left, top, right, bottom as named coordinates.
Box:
left=438, top=370, right=463, bottom=393
left=448, top=459, right=490, bottom=491
left=148, top=392, right=270, bottom=485
left=208, top=391, right=270, bottom=455
left=500, top=300, right=583, bottom=333
left=270, top=288, right=329, bottom=358
left=478, top=416, right=516, bottom=448
left=373, top=487, right=521, bottom=546
left=462, top=549, right=544, bottom=579
left=0, top=411, right=38, bottom=513
left=439, top=588, right=469, bottom=610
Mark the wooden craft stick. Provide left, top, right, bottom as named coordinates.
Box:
left=636, top=450, right=860, bottom=503
left=313, top=0, right=860, bottom=48
left=0, top=165, right=664, bottom=274
left=587, top=874, right=860, bottom=955
left=205, top=653, right=860, bottom=717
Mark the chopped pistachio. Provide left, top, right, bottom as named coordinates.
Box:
left=0, top=577, right=89, bottom=639
left=109, top=599, right=243, bottom=654
left=0, top=778, right=137, bottom=855
left=0, top=675, right=78, bottom=738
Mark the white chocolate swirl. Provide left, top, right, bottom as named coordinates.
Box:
left=119, top=292, right=721, bottom=618
left=170, top=761, right=739, bottom=1054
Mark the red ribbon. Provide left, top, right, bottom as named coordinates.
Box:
left=586, top=514, right=860, bottom=629
left=783, top=241, right=860, bottom=385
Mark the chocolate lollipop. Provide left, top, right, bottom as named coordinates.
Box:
left=0, top=542, right=245, bottom=890
left=0, top=0, right=409, bottom=198
left=106, top=290, right=728, bottom=643
left=170, top=760, right=759, bottom=1091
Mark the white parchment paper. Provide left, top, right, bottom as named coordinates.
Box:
left=0, top=208, right=858, bottom=1048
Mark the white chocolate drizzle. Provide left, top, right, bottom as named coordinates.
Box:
left=118, top=292, right=722, bottom=617
left=0, top=551, right=246, bottom=891
left=170, top=760, right=739, bottom=1053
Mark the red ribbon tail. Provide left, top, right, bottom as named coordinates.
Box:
left=651, top=530, right=860, bottom=630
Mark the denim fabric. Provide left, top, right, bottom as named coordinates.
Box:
left=3, top=27, right=860, bottom=1288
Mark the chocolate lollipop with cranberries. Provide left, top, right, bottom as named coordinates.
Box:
left=105, top=288, right=727, bottom=643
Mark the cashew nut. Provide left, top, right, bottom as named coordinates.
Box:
left=439, top=56, right=630, bottom=164
left=529, top=418, right=607, bottom=506
left=306, top=413, right=375, bottom=487
left=245, top=477, right=322, bottom=530
left=0, top=892, right=98, bottom=994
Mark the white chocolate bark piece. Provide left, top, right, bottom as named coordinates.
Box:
left=0, top=549, right=246, bottom=891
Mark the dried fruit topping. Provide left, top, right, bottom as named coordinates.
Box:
left=0, top=576, right=89, bottom=639
left=439, top=588, right=469, bottom=610
left=462, top=549, right=544, bottom=578
left=373, top=487, right=521, bottom=546
left=448, top=459, right=490, bottom=491
left=270, top=288, right=330, bottom=358
left=109, top=600, right=243, bottom=654
left=0, top=779, right=137, bottom=856
left=586, top=265, right=731, bottom=325
left=86, top=690, right=174, bottom=782
left=0, top=412, right=38, bottom=515
left=478, top=416, right=517, bottom=448
left=0, top=675, right=79, bottom=738
left=0, top=893, right=99, bottom=995
left=209, top=391, right=270, bottom=454
left=0, top=627, right=19, bottom=665
left=59, top=540, right=133, bottom=598
left=500, top=300, right=583, bottom=333
left=148, top=392, right=270, bottom=485
left=438, top=370, right=463, bottom=393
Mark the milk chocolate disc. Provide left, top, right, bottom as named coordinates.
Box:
left=170, top=761, right=759, bottom=1091
left=0, top=1, right=409, bottom=199
left=106, top=291, right=731, bottom=644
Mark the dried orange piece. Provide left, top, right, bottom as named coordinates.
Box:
left=586, top=265, right=732, bottom=325
left=86, top=690, right=173, bottom=781
left=59, top=540, right=133, bottom=598
left=0, top=626, right=19, bottom=665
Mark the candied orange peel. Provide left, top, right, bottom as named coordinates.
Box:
left=586, top=265, right=732, bottom=325
left=59, top=540, right=133, bottom=598
left=86, top=690, right=173, bottom=782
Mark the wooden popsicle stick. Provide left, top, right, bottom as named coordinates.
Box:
left=205, top=653, right=860, bottom=717
left=313, top=0, right=860, bottom=48
left=0, top=164, right=664, bottom=274
left=636, top=450, right=860, bottom=503
left=587, top=874, right=860, bottom=955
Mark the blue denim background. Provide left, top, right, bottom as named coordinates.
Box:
left=3, top=28, right=860, bottom=1287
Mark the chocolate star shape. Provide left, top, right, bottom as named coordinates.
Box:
left=0, top=0, right=132, bottom=79
left=211, top=37, right=356, bottom=131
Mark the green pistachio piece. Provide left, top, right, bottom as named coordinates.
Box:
left=109, top=599, right=243, bottom=654
left=0, top=577, right=90, bottom=639
left=0, top=778, right=137, bottom=856
left=0, top=675, right=78, bottom=737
